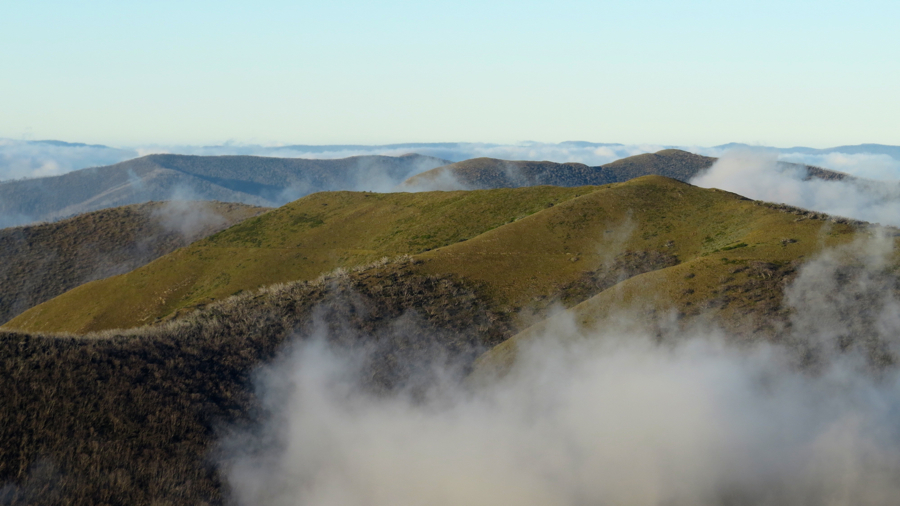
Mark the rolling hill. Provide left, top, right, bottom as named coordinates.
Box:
left=0, top=153, right=449, bottom=227
left=0, top=176, right=891, bottom=504
left=400, top=148, right=850, bottom=190
left=0, top=201, right=267, bottom=325
left=3, top=186, right=596, bottom=333
left=5, top=176, right=865, bottom=337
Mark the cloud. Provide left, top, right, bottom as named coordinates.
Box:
left=0, top=139, right=137, bottom=181
left=220, top=233, right=900, bottom=506
left=691, top=149, right=900, bottom=227
left=778, top=152, right=900, bottom=181
left=150, top=198, right=229, bottom=241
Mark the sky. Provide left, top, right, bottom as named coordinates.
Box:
left=1, top=0, right=898, bottom=147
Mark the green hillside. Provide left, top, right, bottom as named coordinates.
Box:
left=417, top=177, right=862, bottom=319
left=5, top=177, right=864, bottom=336
left=0, top=201, right=266, bottom=325
left=4, top=186, right=593, bottom=333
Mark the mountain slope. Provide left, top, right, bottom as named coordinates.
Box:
left=5, top=177, right=864, bottom=336
left=415, top=177, right=862, bottom=314
left=401, top=149, right=850, bottom=190
left=3, top=186, right=595, bottom=333
left=0, top=177, right=886, bottom=505
left=0, top=201, right=267, bottom=325
left=716, top=142, right=900, bottom=160
left=0, top=153, right=449, bottom=227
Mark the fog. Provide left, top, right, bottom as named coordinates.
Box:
left=221, top=232, right=900, bottom=506
left=779, top=152, right=900, bottom=181
left=0, top=139, right=136, bottom=181
left=691, top=149, right=900, bottom=227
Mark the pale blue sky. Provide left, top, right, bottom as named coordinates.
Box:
left=1, top=0, right=897, bottom=147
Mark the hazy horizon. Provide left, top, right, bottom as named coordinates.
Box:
left=3, top=137, right=900, bottom=183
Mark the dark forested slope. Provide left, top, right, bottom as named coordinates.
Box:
left=401, top=149, right=850, bottom=190
left=0, top=201, right=266, bottom=325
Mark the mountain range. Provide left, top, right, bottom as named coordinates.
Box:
left=401, top=149, right=848, bottom=191
left=1, top=148, right=855, bottom=229
left=0, top=143, right=897, bottom=504
left=0, top=153, right=448, bottom=227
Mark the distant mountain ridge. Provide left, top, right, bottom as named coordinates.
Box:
left=401, top=149, right=850, bottom=190
left=715, top=142, right=900, bottom=159
left=0, top=153, right=449, bottom=227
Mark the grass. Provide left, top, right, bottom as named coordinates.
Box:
left=472, top=199, right=884, bottom=375
left=6, top=177, right=871, bottom=336
left=416, top=177, right=855, bottom=313
left=4, top=187, right=593, bottom=333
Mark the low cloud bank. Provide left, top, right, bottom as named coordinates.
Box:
left=135, top=142, right=665, bottom=167
left=0, top=140, right=666, bottom=182
left=221, top=234, right=900, bottom=506
left=691, top=149, right=900, bottom=227
left=0, top=139, right=137, bottom=181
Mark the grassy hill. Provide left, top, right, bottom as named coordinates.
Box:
left=6, top=177, right=864, bottom=337
left=415, top=177, right=864, bottom=320
left=402, top=148, right=850, bottom=190
left=0, top=153, right=448, bottom=227
left=3, top=186, right=594, bottom=333
left=0, top=176, right=887, bottom=505
left=0, top=201, right=266, bottom=326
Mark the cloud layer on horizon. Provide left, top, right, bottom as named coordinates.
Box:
left=691, top=150, right=900, bottom=227
left=4, top=138, right=899, bottom=184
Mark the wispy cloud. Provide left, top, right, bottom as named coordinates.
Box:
left=0, top=139, right=137, bottom=181
left=778, top=152, right=900, bottom=181
left=691, top=149, right=900, bottom=227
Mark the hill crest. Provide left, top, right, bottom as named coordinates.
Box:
left=401, top=149, right=851, bottom=191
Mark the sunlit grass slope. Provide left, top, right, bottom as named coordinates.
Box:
left=6, top=176, right=867, bottom=337
left=418, top=176, right=856, bottom=312
left=471, top=203, right=874, bottom=374
left=4, top=187, right=593, bottom=333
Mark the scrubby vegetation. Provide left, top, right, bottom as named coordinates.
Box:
left=0, top=257, right=510, bottom=505
left=556, top=250, right=680, bottom=305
